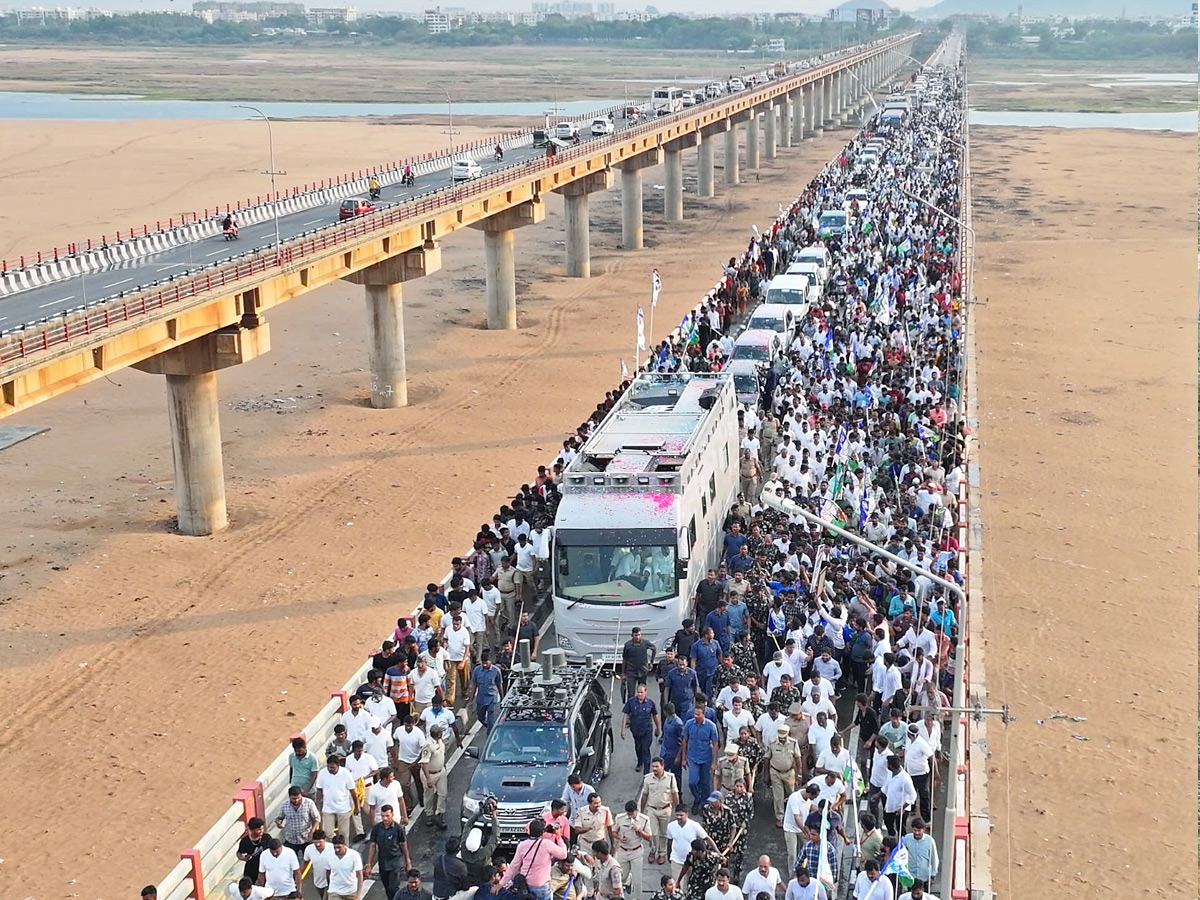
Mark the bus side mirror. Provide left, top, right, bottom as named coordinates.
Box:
left=676, top=560, right=689, bottom=581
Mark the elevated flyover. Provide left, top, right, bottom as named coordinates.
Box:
left=0, top=33, right=918, bottom=535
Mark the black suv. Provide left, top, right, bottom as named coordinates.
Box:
left=462, top=650, right=613, bottom=846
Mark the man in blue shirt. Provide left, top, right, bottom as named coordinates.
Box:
left=929, top=598, right=957, bottom=639
left=470, top=653, right=505, bottom=731
left=725, top=594, right=749, bottom=641
left=659, top=702, right=685, bottom=788
left=678, top=704, right=719, bottom=810
left=704, top=600, right=733, bottom=654
left=621, top=683, right=661, bottom=774
left=722, top=524, right=747, bottom=567
left=728, top=545, right=754, bottom=575
left=664, top=655, right=700, bottom=721
left=690, top=628, right=721, bottom=698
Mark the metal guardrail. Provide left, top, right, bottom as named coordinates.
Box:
left=0, top=35, right=916, bottom=371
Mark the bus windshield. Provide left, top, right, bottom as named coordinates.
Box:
left=555, top=543, right=677, bottom=605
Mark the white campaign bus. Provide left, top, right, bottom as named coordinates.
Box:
left=650, top=85, right=684, bottom=116
left=552, top=371, right=741, bottom=660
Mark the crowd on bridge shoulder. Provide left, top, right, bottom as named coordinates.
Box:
left=145, top=51, right=967, bottom=900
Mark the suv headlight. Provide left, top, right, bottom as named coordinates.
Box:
left=462, top=796, right=480, bottom=814
left=559, top=635, right=573, bottom=649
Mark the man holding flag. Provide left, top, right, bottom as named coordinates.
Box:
left=851, top=859, right=893, bottom=900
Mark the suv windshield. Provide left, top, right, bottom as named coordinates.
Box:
left=732, top=343, right=770, bottom=361
left=555, top=544, right=676, bottom=604
left=750, top=315, right=784, bottom=333
left=483, top=721, right=570, bottom=764
left=766, top=287, right=808, bottom=305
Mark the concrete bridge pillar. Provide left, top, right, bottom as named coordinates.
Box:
left=343, top=243, right=441, bottom=408
left=470, top=200, right=545, bottom=328
left=553, top=170, right=613, bottom=278
left=662, top=134, right=697, bottom=222
left=815, top=78, right=827, bottom=134
left=697, top=121, right=727, bottom=197
left=746, top=113, right=760, bottom=170
left=779, top=94, right=792, bottom=149
left=836, top=71, right=847, bottom=124
left=724, top=125, right=740, bottom=184
left=133, top=323, right=270, bottom=535
left=618, top=147, right=662, bottom=250
left=763, top=102, right=777, bottom=159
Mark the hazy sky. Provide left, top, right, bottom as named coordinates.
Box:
left=97, top=0, right=941, bottom=14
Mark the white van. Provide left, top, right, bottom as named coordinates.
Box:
left=745, top=303, right=798, bottom=344
left=767, top=272, right=820, bottom=312
left=792, top=245, right=832, bottom=283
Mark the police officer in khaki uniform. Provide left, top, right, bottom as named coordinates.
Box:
left=612, top=800, right=653, bottom=899
left=714, top=744, right=750, bottom=794
left=639, top=758, right=680, bottom=865
left=592, top=841, right=624, bottom=900
left=766, top=725, right=802, bottom=828
left=419, top=724, right=449, bottom=829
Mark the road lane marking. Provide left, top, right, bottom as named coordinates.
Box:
left=102, top=279, right=132, bottom=289
left=39, top=295, right=75, bottom=308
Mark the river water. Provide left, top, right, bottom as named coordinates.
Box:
left=0, top=91, right=622, bottom=121
left=968, top=109, right=1196, bottom=132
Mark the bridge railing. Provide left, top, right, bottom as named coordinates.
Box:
left=0, top=35, right=916, bottom=369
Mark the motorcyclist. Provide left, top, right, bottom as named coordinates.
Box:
left=403, top=164, right=414, bottom=186
left=494, top=143, right=504, bottom=161
left=369, top=175, right=380, bottom=199
left=221, top=213, right=238, bottom=238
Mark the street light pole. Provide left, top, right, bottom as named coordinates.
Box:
left=440, top=87, right=455, bottom=188
left=234, top=104, right=285, bottom=257
left=900, top=188, right=975, bottom=244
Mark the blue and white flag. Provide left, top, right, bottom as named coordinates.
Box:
left=620, top=359, right=629, bottom=379
left=833, top=424, right=848, bottom=461
left=651, top=269, right=662, bottom=308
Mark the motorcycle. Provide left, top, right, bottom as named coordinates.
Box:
left=401, top=171, right=415, bottom=188
left=494, top=149, right=504, bottom=162
left=369, top=186, right=381, bottom=200
left=223, top=224, right=238, bottom=241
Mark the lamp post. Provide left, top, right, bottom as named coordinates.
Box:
left=842, top=66, right=879, bottom=120
left=234, top=104, right=285, bottom=256
left=440, top=87, right=455, bottom=188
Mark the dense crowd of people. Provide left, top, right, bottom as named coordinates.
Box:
left=147, top=44, right=968, bottom=900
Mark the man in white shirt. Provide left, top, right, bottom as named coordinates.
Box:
left=393, top=716, right=428, bottom=811
left=813, top=733, right=851, bottom=783
left=325, top=835, right=364, bottom=900
left=408, top=657, right=443, bottom=719
left=741, top=856, right=783, bottom=900
left=852, top=860, right=893, bottom=900
left=721, top=697, right=754, bottom=741
left=666, top=807, right=716, bottom=882
left=441, top=614, right=472, bottom=706
left=513, top=534, right=539, bottom=606
left=756, top=705, right=786, bottom=747
left=257, top=840, right=300, bottom=898
left=704, top=868, right=743, bottom=900
left=784, top=868, right=827, bottom=900
left=341, top=695, right=378, bottom=745
left=303, top=832, right=336, bottom=896
left=365, top=689, right=397, bottom=734
left=903, top=725, right=936, bottom=822
left=763, top=652, right=795, bottom=696
left=805, top=772, right=846, bottom=811
left=806, top=711, right=836, bottom=762
left=782, top=783, right=819, bottom=866
left=800, top=692, right=837, bottom=727
left=800, top=672, right=836, bottom=705
left=462, top=590, right=490, bottom=663
left=227, top=878, right=274, bottom=900
left=881, top=757, right=917, bottom=837
left=315, top=757, right=359, bottom=840
left=367, top=767, right=408, bottom=826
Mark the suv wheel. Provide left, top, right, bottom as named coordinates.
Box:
left=594, top=730, right=614, bottom=781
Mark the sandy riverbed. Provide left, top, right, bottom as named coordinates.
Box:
left=0, top=116, right=854, bottom=898
left=972, top=127, right=1196, bottom=898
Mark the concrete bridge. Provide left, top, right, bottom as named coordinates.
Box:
left=0, top=33, right=918, bottom=536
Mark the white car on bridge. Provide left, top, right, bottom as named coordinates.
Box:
left=451, top=158, right=483, bottom=182
left=590, top=117, right=615, bottom=136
